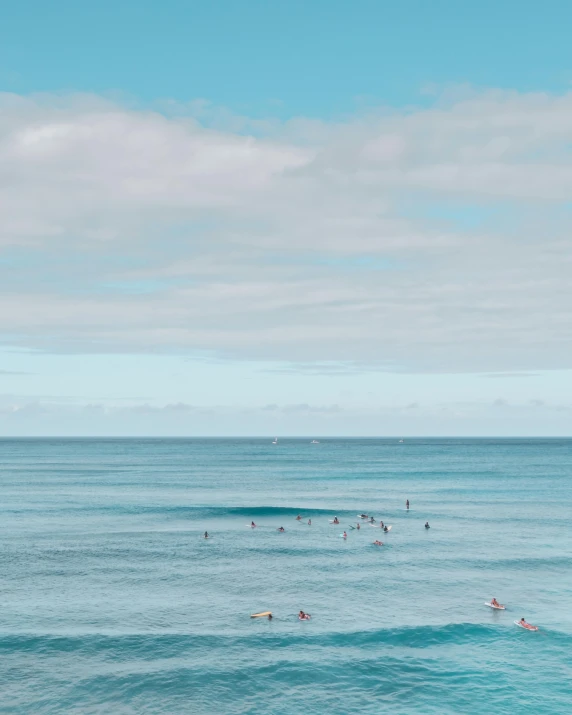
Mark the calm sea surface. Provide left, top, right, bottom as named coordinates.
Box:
left=1, top=438, right=571, bottom=714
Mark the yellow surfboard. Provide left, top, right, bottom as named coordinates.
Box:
left=251, top=611, right=272, bottom=618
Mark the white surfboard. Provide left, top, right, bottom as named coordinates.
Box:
left=484, top=602, right=505, bottom=610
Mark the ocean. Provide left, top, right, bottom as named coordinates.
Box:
left=1, top=437, right=571, bottom=714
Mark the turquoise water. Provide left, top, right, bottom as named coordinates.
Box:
left=1, top=438, right=571, bottom=714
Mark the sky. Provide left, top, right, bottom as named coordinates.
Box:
left=1, top=0, right=571, bottom=436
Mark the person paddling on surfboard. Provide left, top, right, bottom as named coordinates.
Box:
left=332, top=517, right=339, bottom=524
left=373, top=540, right=383, bottom=546
left=518, top=617, right=537, bottom=630
left=277, top=526, right=285, bottom=532
left=298, top=610, right=311, bottom=620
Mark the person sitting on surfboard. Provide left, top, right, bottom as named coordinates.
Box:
left=251, top=521, right=256, bottom=527
left=519, top=617, right=537, bottom=630
left=296, top=515, right=302, bottom=520
left=369, top=517, right=375, bottom=523
left=277, top=526, right=285, bottom=532
left=491, top=598, right=501, bottom=608
left=332, top=517, right=339, bottom=524
left=425, top=522, right=430, bottom=529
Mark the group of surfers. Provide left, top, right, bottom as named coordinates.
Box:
left=488, top=598, right=538, bottom=630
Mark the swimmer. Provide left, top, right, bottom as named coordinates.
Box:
left=518, top=618, right=538, bottom=630
left=380, top=521, right=384, bottom=528
left=296, top=515, right=302, bottom=521
left=406, top=499, right=409, bottom=510
left=277, top=526, right=285, bottom=532
left=204, top=531, right=209, bottom=539
left=356, top=523, right=360, bottom=530
left=373, top=540, right=384, bottom=546
left=308, top=519, right=311, bottom=525
left=425, top=522, right=430, bottom=529
left=342, top=531, right=347, bottom=539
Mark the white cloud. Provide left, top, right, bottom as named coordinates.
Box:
left=1, top=89, right=572, bottom=373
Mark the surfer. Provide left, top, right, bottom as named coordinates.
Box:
left=373, top=540, right=384, bottom=546
left=380, top=521, right=384, bottom=528
left=299, top=610, right=311, bottom=620
left=425, top=522, right=430, bottom=529
left=369, top=517, right=375, bottom=523
left=406, top=499, right=409, bottom=510
left=251, top=521, right=256, bottom=528
left=383, top=525, right=389, bottom=532
left=308, top=519, right=311, bottom=525
left=342, top=531, right=347, bottom=539
left=518, top=618, right=537, bottom=630
left=296, top=515, right=302, bottom=521
left=333, top=517, right=339, bottom=524
left=491, top=598, right=501, bottom=608
left=359, top=513, right=368, bottom=519
left=268, top=613, right=273, bottom=620
left=356, top=523, right=360, bottom=530
left=204, top=531, right=209, bottom=539
left=277, top=526, right=285, bottom=532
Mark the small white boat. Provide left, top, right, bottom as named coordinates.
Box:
left=311, top=440, right=319, bottom=444
left=398, top=439, right=404, bottom=443
left=272, top=437, right=278, bottom=444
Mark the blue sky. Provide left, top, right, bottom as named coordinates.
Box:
left=1, top=1, right=571, bottom=435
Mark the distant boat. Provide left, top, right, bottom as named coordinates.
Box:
left=311, top=440, right=319, bottom=444
left=272, top=437, right=278, bottom=444
left=398, top=439, right=404, bottom=443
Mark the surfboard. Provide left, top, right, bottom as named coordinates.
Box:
left=251, top=611, right=272, bottom=618
left=357, top=515, right=369, bottom=519
left=298, top=616, right=311, bottom=620
left=514, top=620, right=538, bottom=630
left=485, top=602, right=505, bottom=610
left=339, top=534, right=347, bottom=538
left=329, top=520, right=340, bottom=524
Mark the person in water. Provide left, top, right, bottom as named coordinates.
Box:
left=380, top=521, right=384, bottom=529
left=342, top=531, right=347, bottom=539
left=308, top=519, right=311, bottom=525
left=333, top=517, right=339, bottom=524
left=406, top=499, right=409, bottom=510
left=277, top=526, right=285, bottom=532
left=425, top=522, right=430, bottom=529
left=383, top=526, right=389, bottom=532
left=356, top=523, right=360, bottom=530
left=251, top=521, right=256, bottom=527
left=373, top=540, right=383, bottom=546
left=491, top=598, right=502, bottom=608
left=519, top=617, right=537, bottom=630
left=296, top=515, right=302, bottom=520
left=268, top=613, right=273, bottom=620
left=204, top=531, right=209, bottom=539
left=299, top=610, right=310, bottom=620
left=369, top=517, right=375, bottom=523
